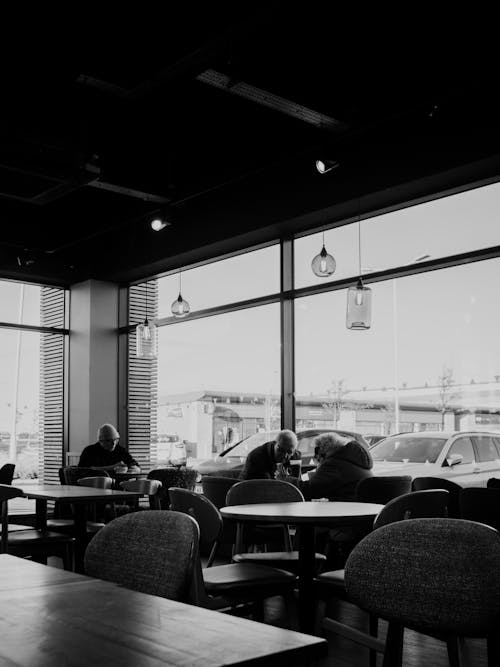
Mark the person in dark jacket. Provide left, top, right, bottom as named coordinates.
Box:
left=78, top=423, right=140, bottom=472
left=239, top=429, right=302, bottom=480
left=300, top=432, right=373, bottom=500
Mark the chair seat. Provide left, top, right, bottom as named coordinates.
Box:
left=8, top=529, right=74, bottom=545
left=202, top=563, right=295, bottom=593
left=232, top=550, right=327, bottom=573
left=47, top=519, right=104, bottom=533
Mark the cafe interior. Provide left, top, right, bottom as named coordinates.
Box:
left=0, top=6, right=499, bottom=666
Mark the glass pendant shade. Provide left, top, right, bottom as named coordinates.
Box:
left=171, top=293, right=190, bottom=318
left=311, top=245, right=336, bottom=277
left=136, top=318, right=157, bottom=358
left=346, top=279, right=372, bottom=330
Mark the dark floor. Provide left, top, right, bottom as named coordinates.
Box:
left=264, top=596, right=487, bottom=667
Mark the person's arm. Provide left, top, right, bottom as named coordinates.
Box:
left=118, top=446, right=140, bottom=470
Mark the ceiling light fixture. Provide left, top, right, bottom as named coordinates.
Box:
left=151, top=217, right=167, bottom=232
left=311, top=231, right=336, bottom=277
left=136, top=283, right=157, bottom=358
left=346, top=207, right=372, bottom=330
left=171, top=271, right=190, bottom=318
left=315, top=159, right=339, bottom=175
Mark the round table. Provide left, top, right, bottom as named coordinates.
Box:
left=221, top=501, right=383, bottom=632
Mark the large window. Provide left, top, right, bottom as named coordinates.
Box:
left=0, top=281, right=66, bottom=482
left=128, top=180, right=500, bottom=465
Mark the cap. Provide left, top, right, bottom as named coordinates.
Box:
left=98, top=424, right=119, bottom=441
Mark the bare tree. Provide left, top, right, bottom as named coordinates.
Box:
left=322, top=379, right=349, bottom=427
left=436, top=366, right=459, bottom=429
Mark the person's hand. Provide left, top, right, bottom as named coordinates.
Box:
left=128, top=465, right=140, bottom=473
left=113, top=461, right=127, bottom=472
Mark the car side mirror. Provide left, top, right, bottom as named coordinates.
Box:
left=446, top=453, right=463, bottom=467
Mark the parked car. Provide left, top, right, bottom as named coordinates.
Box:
left=157, top=434, right=187, bottom=466
left=195, top=428, right=369, bottom=477
left=370, top=431, right=500, bottom=487
left=364, top=434, right=387, bottom=447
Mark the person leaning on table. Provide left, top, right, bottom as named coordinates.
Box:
left=239, top=429, right=302, bottom=480
left=299, top=432, right=373, bottom=501
left=78, top=423, right=140, bottom=473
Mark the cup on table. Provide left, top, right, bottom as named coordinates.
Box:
left=288, top=459, right=302, bottom=478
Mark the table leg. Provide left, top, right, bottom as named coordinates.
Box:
left=73, top=504, right=87, bottom=574
left=297, top=523, right=316, bottom=633
left=35, top=500, right=47, bottom=531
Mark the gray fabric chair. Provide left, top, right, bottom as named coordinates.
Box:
left=201, top=476, right=238, bottom=509
left=412, top=476, right=462, bottom=518
left=168, top=487, right=297, bottom=621
left=120, top=478, right=162, bottom=510
left=226, top=479, right=326, bottom=573
left=315, top=489, right=450, bottom=667
left=345, top=518, right=500, bottom=667
left=147, top=467, right=198, bottom=509
left=84, top=510, right=199, bottom=601
left=0, top=484, right=74, bottom=570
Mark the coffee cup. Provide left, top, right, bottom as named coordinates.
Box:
left=289, top=459, right=302, bottom=478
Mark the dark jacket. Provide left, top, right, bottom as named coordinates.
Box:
left=239, top=441, right=302, bottom=480
left=300, top=440, right=373, bottom=500
left=78, top=442, right=139, bottom=469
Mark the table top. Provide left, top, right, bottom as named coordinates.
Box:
left=17, top=484, right=143, bottom=503
left=221, top=500, right=384, bottom=524
left=0, top=555, right=327, bottom=667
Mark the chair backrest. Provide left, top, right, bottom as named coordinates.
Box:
left=373, top=489, right=449, bottom=530
left=460, top=487, right=500, bottom=531
left=0, top=464, right=15, bottom=485
left=0, top=484, right=24, bottom=552
left=169, top=487, right=223, bottom=563
left=84, top=510, right=199, bottom=601
left=412, top=476, right=462, bottom=518
left=147, top=467, right=198, bottom=509
left=226, top=479, right=304, bottom=506
left=487, top=477, right=500, bottom=489
left=77, top=476, right=113, bottom=489
left=60, top=466, right=110, bottom=485
left=201, top=476, right=239, bottom=509
left=356, top=475, right=412, bottom=504
left=345, top=518, right=500, bottom=637
left=120, top=479, right=163, bottom=509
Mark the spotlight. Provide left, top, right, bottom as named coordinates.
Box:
left=151, top=217, right=167, bottom=232
left=315, top=159, right=339, bottom=175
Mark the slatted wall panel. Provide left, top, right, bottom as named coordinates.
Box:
left=128, top=281, right=158, bottom=469
left=39, top=288, right=66, bottom=484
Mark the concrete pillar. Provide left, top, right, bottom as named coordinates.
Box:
left=68, top=280, right=119, bottom=455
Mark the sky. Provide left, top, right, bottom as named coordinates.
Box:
left=2, top=180, right=500, bottom=432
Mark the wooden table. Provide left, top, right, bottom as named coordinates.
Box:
left=18, top=484, right=142, bottom=572
left=0, top=555, right=327, bottom=666
left=221, top=501, right=383, bottom=633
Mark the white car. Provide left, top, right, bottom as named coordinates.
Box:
left=370, top=431, right=500, bottom=488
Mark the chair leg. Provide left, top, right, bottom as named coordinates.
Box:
left=63, top=543, right=74, bottom=571
left=283, top=591, right=299, bottom=631
left=382, top=622, right=404, bottom=667
left=369, top=613, right=379, bottom=667
left=314, top=599, right=326, bottom=636
left=446, top=636, right=461, bottom=667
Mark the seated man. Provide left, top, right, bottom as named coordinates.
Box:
left=78, top=424, right=140, bottom=473
left=239, top=429, right=301, bottom=480
left=300, top=432, right=373, bottom=500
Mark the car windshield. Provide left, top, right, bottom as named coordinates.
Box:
left=223, top=432, right=277, bottom=457
left=370, top=435, right=447, bottom=463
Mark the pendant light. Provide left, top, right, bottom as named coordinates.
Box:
left=311, top=231, right=336, bottom=277
left=171, top=271, right=190, bottom=318
left=346, top=212, right=372, bottom=330
left=136, top=282, right=157, bottom=358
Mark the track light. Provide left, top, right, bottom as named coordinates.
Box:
left=150, top=208, right=172, bottom=232
left=151, top=217, right=167, bottom=231
left=315, top=159, right=339, bottom=175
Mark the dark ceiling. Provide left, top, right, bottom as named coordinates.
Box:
left=1, top=5, right=499, bottom=286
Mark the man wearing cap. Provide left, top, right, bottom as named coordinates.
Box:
left=78, top=423, right=140, bottom=472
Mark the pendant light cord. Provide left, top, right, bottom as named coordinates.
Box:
left=179, top=271, right=182, bottom=294
left=145, top=282, right=148, bottom=320
left=357, top=199, right=362, bottom=276
left=322, top=231, right=325, bottom=248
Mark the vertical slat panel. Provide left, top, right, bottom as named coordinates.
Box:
left=39, top=288, right=65, bottom=484
left=128, top=281, right=158, bottom=469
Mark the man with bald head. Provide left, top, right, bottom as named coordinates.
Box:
left=239, top=429, right=301, bottom=480
left=78, top=423, right=140, bottom=472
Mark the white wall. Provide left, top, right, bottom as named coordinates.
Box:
left=68, top=280, right=119, bottom=454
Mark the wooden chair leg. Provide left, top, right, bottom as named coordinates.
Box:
left=369, top=613, right=379, bottom=667
left=382, top=622, right=404, bottom=667
left=446, top=636, right=461, bottom=667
